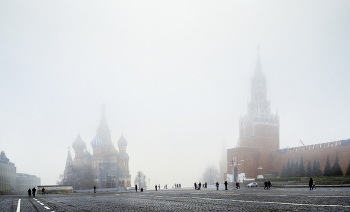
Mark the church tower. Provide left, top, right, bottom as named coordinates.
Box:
left=227, top=52, right=280, bottom=180
left=237, top=53, right=280, bottom=151
left=117, top=134, right=131, bottom=187
left=63, top=147, right=73, bottom=180
left=97, top=104, right=112, bottom=147
left=72, top=133, right=86, bottom=165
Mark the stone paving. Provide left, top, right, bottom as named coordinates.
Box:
left=1, top=186, right=350, bottom=211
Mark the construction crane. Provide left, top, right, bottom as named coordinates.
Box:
left=300, top=140, right=305, bottom=146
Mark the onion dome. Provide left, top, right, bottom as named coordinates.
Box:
left=117, top=134, right=127, bottom=147
left=83, top=149, right=92, bottom=158
left=91, top=135, right=103, bottom=148
left=72, top=134, right=86, bottom=150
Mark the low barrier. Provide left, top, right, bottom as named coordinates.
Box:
left=38, top=185, right=73, bottom=194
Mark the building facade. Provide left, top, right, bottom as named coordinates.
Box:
left=16, top=173, right=41, bottom=195
left=0, top=151, right=16, bottom=193
left=227, top=54, right=350, bottom=181
left=64, top=105, right=131, bottom=188
left=0, top=151, right=41, bottom=194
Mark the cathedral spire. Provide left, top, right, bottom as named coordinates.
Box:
left=64, top=147, right=73, bottom=179
left=97, top=104, right=112, bottom=145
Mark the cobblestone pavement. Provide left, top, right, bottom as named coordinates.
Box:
left=1, top=187, right=350, bottom=211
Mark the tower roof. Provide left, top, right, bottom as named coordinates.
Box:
left=72, top=133, right=86, bottom=150
left=64, top=147, right=73, bottom=169
left=91, top=134, right=103, bottom=148
left=118, top=134, right=128, bottom=147
left=0, top=151, right=9, bottom=163
left=97, top=104, right=112, bottom=145
left=255, top=53, right=262, bottom=76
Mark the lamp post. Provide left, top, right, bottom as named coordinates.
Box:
left=209, top=169, right=212, bottom=185
left=138, top=172, right=141, bottom=190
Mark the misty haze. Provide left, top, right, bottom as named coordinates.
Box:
left=1, top=0, right=350, bottom=204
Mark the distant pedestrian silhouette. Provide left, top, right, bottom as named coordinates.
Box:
left=309, top=178, right=313, bottom=190
left=32, top=187, right=36, bottom=197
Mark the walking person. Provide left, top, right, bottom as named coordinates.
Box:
left=32, top=187, right=36, bottom=197
left=215, top=182, right=219, bottom=190
left=309, top=178, right=313, bottom=190
left=194, top=182, right=197, bottom=190
left=42, top=187, right=45, bottom=195
left=224, top=181, right=228, bottom=190
left=135, top=184, right=137, bottom=192
left=264, top=181, right=268, bottom=189
left=198, top=182, right=201, bottom=190
left=155, top=185, right=157, bottom=191
left=28, top=188, right=31, bottom=197
left=313, top=181, right=316, bottom=190
left=158, top=184, right=160, bottom=190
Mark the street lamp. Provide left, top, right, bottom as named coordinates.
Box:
left=138, top=172, right=141, bottom=190
left=209, top=169, right=212, bottom=185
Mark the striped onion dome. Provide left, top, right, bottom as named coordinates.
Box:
left=72, top=134, right=86, bottom=150
left=91, top=135, right=103, bottom=147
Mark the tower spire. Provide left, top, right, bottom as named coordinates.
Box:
left=255, top=45, right=262, bottom=76
left=97, top=104, right=112, bottom=145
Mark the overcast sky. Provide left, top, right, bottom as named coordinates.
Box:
left=1, top=1, right=349, bottom=187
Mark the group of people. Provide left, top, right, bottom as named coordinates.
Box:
left=264, top=180, right=272, bottom=189
left=309, top=178, right=316, bottom=190
left=134, top=184, right=144, bottom=192
left=194, top=182, right=208, bottom=190
left=174, top=183, right=181, bottom=189
left=28, top=187, right=45, bottom=197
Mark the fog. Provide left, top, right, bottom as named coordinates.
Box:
left=1, top=1, right=349, bottom=187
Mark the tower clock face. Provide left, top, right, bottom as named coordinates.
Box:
left=249, top=100, right=257, bottom=112
left=261, top=99, right=269, bottom=111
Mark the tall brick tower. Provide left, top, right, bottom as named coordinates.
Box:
left=227, top=52, right=280, bottom=180
left=237, top=53, right=280, bottom=151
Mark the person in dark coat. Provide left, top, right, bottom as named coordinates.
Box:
left=309, top=178, right=313, bottom=190
left=94, top=185, right=96, bottom=193
left=135, top=184, right=137, bottom=192
left=194, top=182, right=197, bottom=190
left=42, top=187, right=45, bottom=195
left=28, top=188, right=31, bottom=197
left=32, top=187, right=36, bottom=197
left=224, top=181, right=228, bottom=190
left=215, top=182, right=219, bottom=190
